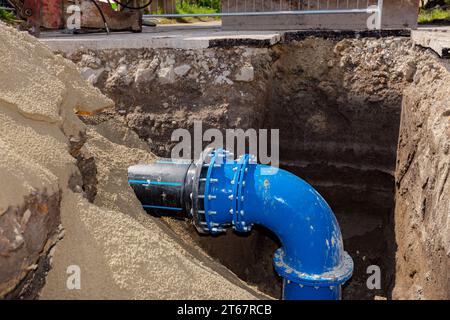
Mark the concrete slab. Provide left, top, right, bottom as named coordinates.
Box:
left=39, top=23, right=412, bottom=53
left=412, top=26, right=450, bottom=58
left=39, top=24, right=283, bottom=53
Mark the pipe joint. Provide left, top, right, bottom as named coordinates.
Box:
left=273, top=247, right=353, bottom=288
left=128, top=148, right=353, bottom=300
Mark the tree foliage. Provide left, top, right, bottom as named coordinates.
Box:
left=177, top=0, right=221, bottom=11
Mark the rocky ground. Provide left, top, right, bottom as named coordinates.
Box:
left=66, top=46, right=274, bottom=158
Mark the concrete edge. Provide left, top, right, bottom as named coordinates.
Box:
left=40, top=28, right=413, bottom=54
left=411, top=30, right=450, bottom=59
left=282, top=29, right=412, bottom=43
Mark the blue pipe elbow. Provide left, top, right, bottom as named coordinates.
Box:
left=129, top=148, right=353, bottom=300
left=200, top=149, right=353, bottom=300
left=242, top=165, right=353, bottom=300
left=244, top=164, right=353, bottom=299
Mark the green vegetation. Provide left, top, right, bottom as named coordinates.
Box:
left=175, top=1, right=220, bottom=22
left=418, top=7, right=450, bottom=23
left=0, top=8, right=15, bottom=23
left=179, top=0, right=221, bottom=12
left=155, top=0, right=221, bottom=24
left=177, top=2, right=218, bottom=15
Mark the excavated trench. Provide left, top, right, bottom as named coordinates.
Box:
left=150, top=43, right=401, bottom=299
left=68, top=35, right=449, bottom=299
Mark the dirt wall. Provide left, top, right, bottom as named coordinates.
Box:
left=66, top=36, right=432, bottom=299
left=393, top=58, right=450, bottom=299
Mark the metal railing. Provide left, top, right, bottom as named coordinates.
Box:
left=144, top=0, right=383, bottom=24
left=0, top=0, right=14, bottom=10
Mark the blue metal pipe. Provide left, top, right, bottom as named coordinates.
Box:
left=129, top=148, right=353, bottom=300
left=245, top=166, right=352, bottom=299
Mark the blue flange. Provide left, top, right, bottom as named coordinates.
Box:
left=188, top=148, right=354, bottom=300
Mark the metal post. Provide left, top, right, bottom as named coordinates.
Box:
left=376, top=0, right=383, bottom=29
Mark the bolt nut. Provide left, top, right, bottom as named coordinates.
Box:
left=24, top=8, right=33, bottom=17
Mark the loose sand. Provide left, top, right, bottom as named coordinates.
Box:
left=42, top=121, right=263, bottom=299
left=0, top=21, right=112, bottom=214
left=0, top=21, right=264, bottom=299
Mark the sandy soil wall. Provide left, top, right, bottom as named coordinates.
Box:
left=0, top=21, right=112, bottom=298
left=393, top=59, right=450, bottom=299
